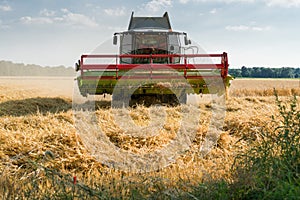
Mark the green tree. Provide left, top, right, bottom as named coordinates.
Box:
left=241, top=66, right=250, bottom=77
left=252, top=67, right=262, bottom=78
left=280, top=67, right=294, bottom=78
left=261, top=67, right=274, bottom=78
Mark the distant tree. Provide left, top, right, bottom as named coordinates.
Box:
left=294, top=68, right=300, bottom=78
left=228, top=69, right=241, bottom=77
left=241, top=66, right=250, bottom=77
left=280, top=67, right=294, bottom=78
left=0, top=60, right=75, bottom=76
left=261, top=67, right=274, bottom=78
left=251, top=67, right=262, bottom=78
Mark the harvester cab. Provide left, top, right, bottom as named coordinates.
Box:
left=113, top=12, right=191, bottom=65
left=75, top=12, right=232, bottom=106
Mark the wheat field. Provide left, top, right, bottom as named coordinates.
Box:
left=0, top=77, right=299, bottom=199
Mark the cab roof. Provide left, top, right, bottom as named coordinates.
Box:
left=128, top=12, right=172, bottom=31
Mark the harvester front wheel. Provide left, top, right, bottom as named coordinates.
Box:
left=112, top=92, right=131, bottom=108
left=178, top=92, right=187, bottom=104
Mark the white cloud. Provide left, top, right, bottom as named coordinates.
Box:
left=20, top=9, right=98, bottom=28
left=210, top=8, right=218, bottom=14
left=178, top=0, right=300, bottom=7
left=20, top=16, right=53, bottom=25
left=264, top=0, right=300, bottom=7
left=180, top=0, right=254, bottom=3
left=220, top=0, right=254, bottom=2
left=179, top=0, right=190, bottom=3
left=226, top=25, right=271, bottom=31
left=40, top=9, right=56, bottom=17
left=144, top=0, right=172, bottom=12
left=0, top=5, right=12, bottom=11
left=226, top=25, right=250, bottom=31
left=61, top=8, right=69, bottom=13
left=252, top=26, right=271, bottom=31
left=104, top=7, right=126, bottom=16
left=62, top=10, right=98, bottom=27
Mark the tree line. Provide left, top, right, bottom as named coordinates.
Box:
left=1, top=60, right=299, bottom=78
left=0, top=60, right=76, bottom=76
left=229, top=66, right=300, bottom=78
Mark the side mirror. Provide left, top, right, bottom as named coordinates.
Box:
left=184, top=36, right=189, bottom=45
left=75, top=60, right=80, bottom=72
left=113, top=35, right=118, bottom=45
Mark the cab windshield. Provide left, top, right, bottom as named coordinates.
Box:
left=120, top=32, right=181, bottom=64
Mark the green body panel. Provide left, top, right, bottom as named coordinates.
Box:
left=77, top=70, right=233, bottom=96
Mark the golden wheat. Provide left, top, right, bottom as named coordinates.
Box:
left=229, top=78, right=300, bottom=97
left=0, top=77, right=299, bottom=198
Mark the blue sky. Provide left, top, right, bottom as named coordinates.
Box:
left=0, top=0, right=300, bottom=68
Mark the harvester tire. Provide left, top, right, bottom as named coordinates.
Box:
left=112, top=92, right=130, bottom=108
left=178, top=92, right=187, bottom=104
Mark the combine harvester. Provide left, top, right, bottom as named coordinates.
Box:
left=75, top=12, right=232, bottom=106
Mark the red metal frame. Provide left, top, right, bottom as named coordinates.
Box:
left=80, top=53, right=229, bottom=80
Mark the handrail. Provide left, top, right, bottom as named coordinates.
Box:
left=81, top=53, right=227, bottom=59
left=80, top=53, right=229, bottom=79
